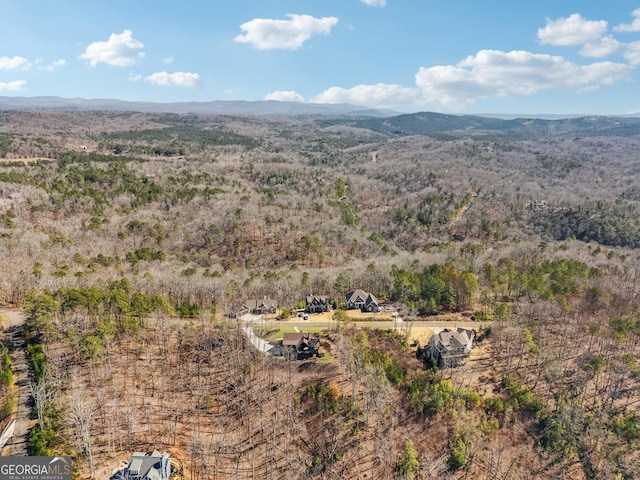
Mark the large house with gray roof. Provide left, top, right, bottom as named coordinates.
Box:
left=305, top=295, right=330, bottom=313
left=282, top=332, right=321, bottom=360
left=231, top=298, right=278, bottom=317
left=429, top=328, right=475, bottom=368
left=111, top=450, right=171, bottom=480
left=345, top=289, right=379, bottom=312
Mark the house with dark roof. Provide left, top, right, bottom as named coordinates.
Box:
left=231, top=298, right=278, bottom=317
left=282, top=332, right=321, bottom=360
left=429, top=328, right=475, bottom=368
left=305, top=295, right=330, bottom=313
left=345, top=289, right=379, bottom=312
left=111, top=450, right=171, bottom=480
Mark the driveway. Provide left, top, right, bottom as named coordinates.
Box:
left=1, top=308, right=32, bottom=456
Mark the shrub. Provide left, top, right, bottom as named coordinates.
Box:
left=540, top=417, right=573, bottom=456
left=0, top=393, right=14, bottom=419
left=176, top=300, right=199, bottom=317
left=305, top=383, right=342, bottom=413
left=448, top=437, right=466, bottom=470
left=27, top=343, right=47, bottom=380
left=29, top=424, right=56, bottom=456
left=612, top=413, right=640, bottom=443
left=396, top=440, right=419, bottom=479
left=501, top=375, right=546, bottom=419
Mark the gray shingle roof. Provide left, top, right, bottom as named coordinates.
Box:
left=306, top=295, right=328, bottom=305
left=345, top=289, right=378, bottom=305
left=117, top=450, right=170, bottom=480
left=243, top=298, right=277, bottom=310
left=436, top=328, right=475, bottom=356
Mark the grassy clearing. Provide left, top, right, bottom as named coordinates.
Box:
left=316, top=352, right=335, bottom=363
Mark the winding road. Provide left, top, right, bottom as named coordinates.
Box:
left=1, top=308, right=32, bottom=456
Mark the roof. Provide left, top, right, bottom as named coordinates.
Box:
left=282, top=332, right=320, bottom=347
left=283, top=332, right=306, bottom=346
left=345, top=289, right=378, bottom=305
left=436, top=328, right=475, bottom=355
left=306, top=295, right=328, bottom=304
left=364, top=293, right=378, bottom=308
left=124, top=451, right=170, bottom=480
left=243, top=298, right=277, bottom=310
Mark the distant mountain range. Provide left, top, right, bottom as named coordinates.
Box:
left=340, top=111, right=640, bottom=138
left=0, top=96, right=396, bottom=117
left=1, top=96, right=639, bottom=138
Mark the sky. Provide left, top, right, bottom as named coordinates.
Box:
left=2, top=1, right=640, bottom=115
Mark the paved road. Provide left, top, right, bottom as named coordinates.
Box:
left=270, top=320, right=491, bottom=330
left=241, top=325, right=276, bottom=354
left=1, top=308, right=31, bottom=456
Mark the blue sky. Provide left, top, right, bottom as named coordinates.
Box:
left=2, top=1, right=640, bottom=114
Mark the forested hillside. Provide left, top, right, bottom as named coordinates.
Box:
left=0, top=110, right=639, bottom=479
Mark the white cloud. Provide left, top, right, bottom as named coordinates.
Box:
left=39, top=59, right=68, bottom=72
left=579, top=36, right=622, bottom=57
left=312, top=83, right=418, bottom=108
left=0, top=80, right=26, bottom=91
left=311, top=11, right=636, bottom=111
left=614, top=7, right=640, bottom=32
left=164, top=55, right=174, bottom=64
left=79, top=30, right=144, bottom=67
left=311, top=49, right=632, bottom=111
left=234, top=14, right=338, bottom=50
left=537, top=10, right=640, bottom=66
left=414, top=50, right=632, bottom=109
left=623, top=41, right=640, bottom=65
left=0, top=56, right=30, bottom=70
left=538, top=14, right=608, bottom=46
left=264, top=90, right=305, bottom=102
left=360, top=0, right=386, bottom=7
left=144, top=71, right=201, bottom=88
left=128, top=72, right=142, bottom=82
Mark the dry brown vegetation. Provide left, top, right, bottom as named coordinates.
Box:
left=0, top=110, right=639, bottom=479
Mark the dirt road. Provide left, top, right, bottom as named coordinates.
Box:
left=1, top=308, right=32, bottom=456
